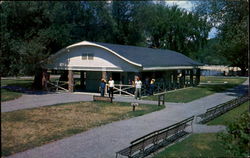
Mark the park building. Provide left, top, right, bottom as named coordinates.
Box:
left=41, top=41, right=203, bottom=96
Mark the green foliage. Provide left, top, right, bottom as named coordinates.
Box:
left=1, top=1, right=211, bottom=76
left=136, top=4, right=211, bottom=56
left=191, top=38, right=229, bottom=65
left=218, top=112, right=250, bottom=157
left=194, top=1, right=248, bottom=75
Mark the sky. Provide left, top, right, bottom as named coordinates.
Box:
left=165, top=1, right=218, bottom=39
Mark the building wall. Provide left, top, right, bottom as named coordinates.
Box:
left=46, top=46, right=140, bottom=72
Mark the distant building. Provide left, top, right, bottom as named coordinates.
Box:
left=42, top=41, right=203, bottom=94
left=200, top=65, right=242, bottom=76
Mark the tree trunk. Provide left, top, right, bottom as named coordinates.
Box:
left=32, top=68, right=43, bottom=90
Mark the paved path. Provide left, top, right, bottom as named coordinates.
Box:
left=5, top=79, right=248, bottom=158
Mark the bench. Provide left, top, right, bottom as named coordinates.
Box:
left=196, top=95, right=249, bottom=124
left=116, top=116, right=194, bottom=158
left=93, top=95, right=113, bottom=103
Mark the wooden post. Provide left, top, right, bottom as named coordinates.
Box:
left=173, top=71, right=177, bottom=89
left=190, top=69, right=194, bottom=86
left=102, top=71, right=107, bottom=80
left=68, top=70, right=74, bottom=92
left=195, top=68, right=201, bottom=85
left=181, top=70, right=186, bottom=88
left=102, top=71, right=107, bottom=95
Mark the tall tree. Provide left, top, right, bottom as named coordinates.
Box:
left=194, top=0, right=249, bottom=75
left=136, top=4, right=211, bottom=56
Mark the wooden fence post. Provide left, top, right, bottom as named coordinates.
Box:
left=68, top=70, right=74, bottom=92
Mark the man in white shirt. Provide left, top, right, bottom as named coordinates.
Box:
left=108, top=77, right=114, bottom=98
left=134, top=77, right=142, bottom=100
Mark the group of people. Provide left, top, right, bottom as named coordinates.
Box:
left=100, top=76, right=156, bottom=100
left=100, top=77, right=114, bottom=98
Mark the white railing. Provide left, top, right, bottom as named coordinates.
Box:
left=113, top=84, right=135, bottom=96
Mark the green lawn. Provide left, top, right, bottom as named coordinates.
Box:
left=1, top=78, right=33, bottom=88
left=1, top=101, right=163, bottom=156
left=1, top=78, right=33, bottom=102
left=1, top=89, right=22, bottom=102
left=207, top=101, right=249, bottom=126
left=153, top=133, right=230, bottom=158
left=144, top=76, right=246, bottom=103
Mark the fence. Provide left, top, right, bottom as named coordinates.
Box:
left=113, top=81, right=193, bottom=97
left=116, top=116, right=194, bottom=158
left=196, top=95, right=249, bottom=124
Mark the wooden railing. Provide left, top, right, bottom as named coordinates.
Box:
left=196, top=95, right=249, bottom=124
left=113, top=84, right=135, bottom=96
left=47, top=80, right=69, bottom=92
left=116, top=116, right=194, bottom=158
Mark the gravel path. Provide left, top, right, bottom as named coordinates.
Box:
left=4, top=79, right=248, bottom=158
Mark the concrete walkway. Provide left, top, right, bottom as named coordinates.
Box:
left=4, top=79, right=248, bottom=158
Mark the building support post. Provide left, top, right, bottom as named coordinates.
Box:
left=173, top=70, right=178, bottom=89
left=195, top=68, right=201, bottom=85
left=68, top=70, right=74, bottom=92
left=190, top=69, right=194, bottom=86
left=181, top=70, right=186, bottom=88
left=102, top=71, right=107, bottom=95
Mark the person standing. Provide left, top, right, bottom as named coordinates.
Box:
left=100, top=79, right=106, bottom=97
left=149, top=78, right=155, bottom=95
left=134, top=77, right=142, bottom=100
left=108, top=77, right=114, bottom=98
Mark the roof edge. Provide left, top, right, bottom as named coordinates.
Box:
left=66, top=41, right=142, bottom=67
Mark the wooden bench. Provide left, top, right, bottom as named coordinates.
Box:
left=196, top=95, right=249, bottom=124
left=116, top=116, right=194, bottom=158
left=93, top=95, right=113, bottom=103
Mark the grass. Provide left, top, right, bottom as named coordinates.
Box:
left=153, top=133, right=231, bottom=158
left=207, top=101, right=249, bottom=126
left=1, top=78, right=33, bottom=102
left=1, top=89, right=22, bottom=102
left=144, top=76, right=246, bottom=103
left=153, top=101, right=249, bottom=158
left=1, top=101, right=164, bottom=156
left=1, top=78, right=33, bottom=88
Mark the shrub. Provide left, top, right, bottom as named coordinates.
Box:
left=218, top=111, right=250, bottom=157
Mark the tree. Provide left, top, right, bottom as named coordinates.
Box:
left=219, top=112, right=250, bottom=157
left=135, top=4, right=211, bottom=56
left=0, top=1, right=213, bottom=76
left=191, top=38, right=229, bottom=65
left=194, top=0, right=249, bottom=75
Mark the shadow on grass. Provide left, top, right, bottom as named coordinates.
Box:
left=199, top=84, right=248, bottom=97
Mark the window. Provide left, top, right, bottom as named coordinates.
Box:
left=82, top=53, right=94, bottom=60
left=82, top=53, right=88, bottom=60
left=88, top=53, right=94, bottom=60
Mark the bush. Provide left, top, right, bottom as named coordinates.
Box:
left=218, top=111, right=250, bottom=157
